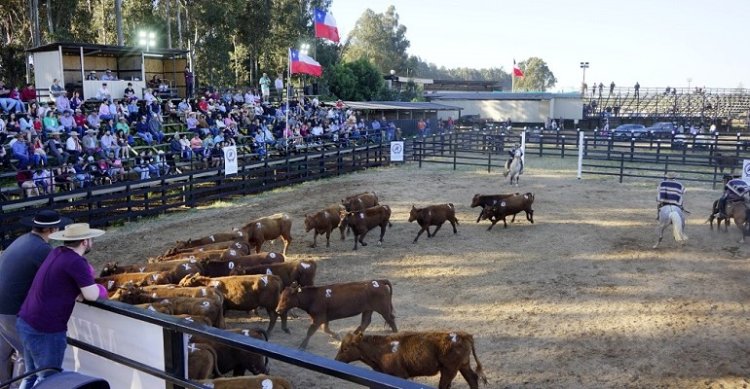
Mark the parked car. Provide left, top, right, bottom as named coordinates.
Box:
left=644, top=122, right=676, bottom=139
left=612, top=124, right=648, bottom=140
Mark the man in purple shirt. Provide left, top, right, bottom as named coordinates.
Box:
left=16, top=223, right=105, bottom=388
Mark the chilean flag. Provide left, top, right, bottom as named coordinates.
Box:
left=513, top=59, right=524, bottom=77
left=314, top=8, right=340, bottom=43
left=290, top=49, right=323, bottom=77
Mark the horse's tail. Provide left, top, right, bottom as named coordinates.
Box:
left=668, top=208, right=688, bottom=242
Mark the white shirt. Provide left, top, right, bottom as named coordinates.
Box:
left=311, top=126, right=323, bottom=136
left=275, top=78, right=283, bottom=89
left=97, top=87, right=111, bottom=100
left=66, top=137, right=80, bottom=152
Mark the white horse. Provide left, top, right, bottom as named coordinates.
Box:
left=653, top=204, right=688, bottom=248
left=504, top=148, right=523, bottom=186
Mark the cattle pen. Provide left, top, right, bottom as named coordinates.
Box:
left=3, top=129, right=750, bottom=388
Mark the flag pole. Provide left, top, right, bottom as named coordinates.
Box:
left=511, top=59, right=515, bottom=92
left=286, top=48, right=291, bottom=153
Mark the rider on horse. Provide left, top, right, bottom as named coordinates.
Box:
left=716, top=175, right=750, bottom=218
left=657, top=172, right=685, bottom=216
left=505, top=143, right=524, bottom=174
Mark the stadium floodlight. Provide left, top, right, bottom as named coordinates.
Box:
left=579, top=62, right=590, bottom=86
left=138, top=30, right=157, bottom=52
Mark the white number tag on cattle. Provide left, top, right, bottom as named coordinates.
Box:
left=229, top=249, right=237, bottom=256
left=300, top=262, right=311, bottom=269
left=198, top=248, right=204, bottom=252
left=151, top=274, right=159, bottom=281
left=201, top=288, right=207, bottom=297
left=261, top=276, right=269, bottom=286
left=372, top=281, right=379, bottom=288
left=242, top=329, right=250, bottom=336
left=325, top=289, right=332, bottom=298
left=138, top=267, right=146, bottom=273
left=187, top=343, right=197, bottom=353
left=261, top=379, right=274, bottom=389
left=189, top=258, right=197, bottom=264
left=269, top=253, right=276, bottom=259
left=107, top=280, right=115, bottom=290
left=234, top=242, right=242, bottom=249
left=152, top=292, right=158, bottom=298
left=189, top=255, right=196, bottom=260
left=228, top=262, right=235, bottom=270
left=500, top=201, right=506, bottom=207
left=449, top=333, right=458, bottom=343
left=184, top=316, right=193, bottom=323
left=492, top=199, right=497, bottom=205
left=237, top=231, right=243, bottom=237
left=209, top=235, right=215, bottom=242
left=359, top=213, right=364, bottom=219
left=201, top=301, right=210, bottom=307
left=524, top=194, right=529, bottom=199
left=266, top=268, right=273, bottom=275
left=256, top=222, right=262, bottom=228
left=210, top=281, right=220, bottom=287
left=147, top=305, right=156, bottom=311
left=390, top=341, right=399, bottom=353
left=182, top=263, right=191, bottom=270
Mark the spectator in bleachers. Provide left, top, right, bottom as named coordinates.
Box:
left=42, top=111, right=60, bottom=135
left=49, top=79, right=65, bottom=98
left=53, top=163, right=74, bottom=191
left=147, top=113, right=165, bottom=144
left=21, top=83, right=37, bottom=103
left=115, top=130, right=132, bottom=157
left=144, top=88, right=155, bottom=105
left=72, top=157, right=93, bottom=188
left=82, top=130, right=102, bottom=159
left=197, top=114, right=210, bottom=136
left=108, top=100, right=119, bottom=121
left=123, top=82, right=135, bottom=100
left=178, top=133, right=192, bottom=160
left=86, top=111, right=101, bottom=132
left=36, top=101, right=49, bottom=118
left=232, top=89, right=244, bottom=105
left=190, top=133, right=205, bottom=161
left=96, top=83, right=111, bottom=101
left=177, top=99, right=191, bottom=119
left=16, top=169, right=39, bottom=197
left=184, top=66, right=194, bottom=98
left=106, top=154, right=124, bottom=182
left=0, top=144, right=10, bottom=169
left=135, top=116, right=154, bottom=145
left=197, top=96, right=209, bottom=114
left=56, top=90, right=71, bottom=113
left=59, top=109, right=74, bottom=134
left=18, top=114, right=33, bottom=136
left=126, top=98, right=139, bottom=123
left=114, top=117, right=130, bottom=135
left=209, top=142, right=224, bottom=167
left=70, top=91, right=82, bottom=111
left=0, top=115, right=6, bottom=143
left=5, top=113, right=20, bottom=134
left=31, top=136, right=47, bottom=166
left=101, top=69, right=116, bottom=81
left=152, top=150, right=169, bottom=175
left=11, top=134, right=31, bottom=169
left=0, top=81, right=24, bottom=114
left=32, top=167, right=51, bottom=194
left=65, top=132, right=82, bottom=162
left=133, top=152, right=151, bottom=180
left=46, top=132, right=68, bottom=165
left=86, top=70, right=98, bottom=80
left=73, top=109, right=87, bottom=136
left=98, top=100, right=113, bottom=121
left=275, top=74, right=284, bottom=102
left=100, top=129, right=119, bottom=159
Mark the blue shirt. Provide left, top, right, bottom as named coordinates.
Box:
left=657, top=180, right=685, bottom=207
left=11, top=141, right=28, bottom=157
left=0, top=233, right=52, bottom=314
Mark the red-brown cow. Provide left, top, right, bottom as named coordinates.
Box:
left=241, top=214, right=293, bottom=255
left=191, top=328, right=269, bottom=376
left=96, top=272, right=161, bottom=295
left=202, top=252, right=285, bottom=277
left=408, top=203, right=459, bottom=243
left=343, top=205, right=391, bottom=250
left=179, top=274, right=288, bottom=334
left=470, top=193, right=518, bottom=223
left=220, top=250, right=284, bottom=263
left=275, top=280, right=398, bottom=350
left=100, top=258, right=202, bottom=277
left=230, top=260, right=317, bottom=288
left=130, top=296, right=226, bottom=328
left=172, top=230, right=246, bottom=251
left=158, top=240, right=251, bottom=261
left=335, top=331, right=488, bottom=389
left=199, top=376, right=293, bottom=389
left=479, top=192, right=535, bottom=230
left=187, top=342, right=221, bottom=380
left=341, top=191, right=379, bottom=211
left=304, top=204, right=346, bottom=248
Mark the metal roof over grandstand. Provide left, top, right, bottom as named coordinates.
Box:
left=342, top=101, right=462, bottom=111
left=27, top=42, right=189, bottom=57
left=425, top=91, right=582, bottom=100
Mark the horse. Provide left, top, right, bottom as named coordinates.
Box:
left=653, top=204, right=688, bottom=249
left=707, top=199, right=730, bottom=231
left=504, top=148, right=523, bottom=186
left=726, top=197, right=750, bottom=243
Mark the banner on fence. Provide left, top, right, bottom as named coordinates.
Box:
left=743, top=160, right=750, bottom=183
left=224, top=145, right=238, bottom=175
left=390, top=141, right=404, bottom=162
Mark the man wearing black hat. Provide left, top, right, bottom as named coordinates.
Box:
left=0, top=210, right=71, bottom=386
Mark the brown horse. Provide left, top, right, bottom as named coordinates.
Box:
left=726, top=200, right=750, bottom=243
left=707, top=199, right=730, bottom=232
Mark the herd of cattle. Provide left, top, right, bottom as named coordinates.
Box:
left=97, top=191, right=536, bottom=388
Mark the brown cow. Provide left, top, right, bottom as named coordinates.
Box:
left=470, top=193, right=518, bottom=223
left=408, top=203, right=459, bottom=243
left=134, top=302, right=174, bottom=315
left=200, top=376, right=293, bottom=389
left=479, top=192, right=535, bottom=230
left=203, top=252, right=285, bottom=277
left=191, top=328, right=269, bottom=376
left=220, top=250, right=284, bottom=263
left=157, top=240, right=251, bottom=261
left=100, top=258, right=202, bottom=277
left=179, top=274, right=288, bottom=334
left=335, top=331, right=487, bottom=389
left=343, top=205, right=391, bottom=250
left=149, top=248, right=233, bottom=264
left=173, top=314, right=214, bottom=326
left=341, top=191, right=379, bottom=211
left=230, top=260, right=317, bottom=287
left=110, top=283, right=224, bottom=305
left=275, top=280, right=398, bottom=350
left=187, top=342, right=221, bottom=380
left=96, top=272, right=161, bottom=295
left=128, top=296, right=226, bottom=328
left=304, top=205, right=346, bottom=248
left=241, top=214, right=293, bottom=255
left=173, top=229, right=246, bottom=251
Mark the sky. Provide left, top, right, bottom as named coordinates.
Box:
left=330, top=0, right=750, bottom=92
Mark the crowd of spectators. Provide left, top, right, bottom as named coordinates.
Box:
left=0, top=78, right=402, bottom=199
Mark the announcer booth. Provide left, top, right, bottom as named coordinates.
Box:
left=27, top=42, right=190, bottom=101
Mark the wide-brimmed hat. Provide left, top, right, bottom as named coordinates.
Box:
left=49, top=223, right=105, bottom=241
left=665, top=172, right=679, bottom=179
left=48, top=131, right=61, bottom=136
left=20, top=210, right=72, bottom=228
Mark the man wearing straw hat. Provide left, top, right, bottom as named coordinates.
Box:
left=16, top=223, right=106, bottom=388
left=0, top=210, right=71, bottom=387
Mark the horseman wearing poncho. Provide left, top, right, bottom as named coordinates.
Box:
left=717, top=176, right=750, bottom=218
left=657, top=173, right=685, bottom=211
left=653, top=172, right=688, bottom=248
left=504, top=144, right=523, bottom=175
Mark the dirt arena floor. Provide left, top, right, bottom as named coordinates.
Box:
left=88, top=155, right=750, bottom=389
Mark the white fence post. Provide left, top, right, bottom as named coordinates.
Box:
left=577, top=130, right=584, bottom=179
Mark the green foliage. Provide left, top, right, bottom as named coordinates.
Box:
left=343, top=6, right=409, bottom=75
left=328, top=58, right=384, bottom=101
left=514, top=57, right=557, bottom=92
left=0, top=44, right=27, bottom=86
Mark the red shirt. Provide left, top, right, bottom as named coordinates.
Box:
left=20, top=87, right=36, bottom=102
left=198, top=101, right=208, bottom=112
left=74, top=114, right=86, bottom=127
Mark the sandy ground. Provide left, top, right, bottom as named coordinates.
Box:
left=89, top=155, right=750, bottom=389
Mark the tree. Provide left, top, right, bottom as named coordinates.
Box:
left=328, top=58, right=384, bottom=101
left=513, top=57, right=557, bottom=92
left=343, top=6, right=409, bottom=75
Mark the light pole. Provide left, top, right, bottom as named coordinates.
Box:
left=579, top=62, right=589, bottom=94
left=138, top=31, right=156, bottom=52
